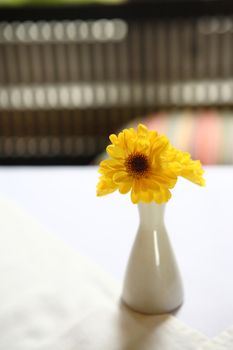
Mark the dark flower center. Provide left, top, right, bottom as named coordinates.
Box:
left=126, top=153, right=149, bottom=177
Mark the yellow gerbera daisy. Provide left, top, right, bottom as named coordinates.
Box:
left=96, top=124, right=205, bottom=204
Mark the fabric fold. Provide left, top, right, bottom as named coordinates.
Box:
left=0, top=197, right=208, bottom=350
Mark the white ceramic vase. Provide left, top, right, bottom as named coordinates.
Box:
left=122, top=202, right=183, bottom=314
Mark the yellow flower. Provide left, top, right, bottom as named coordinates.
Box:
left=165, top=147, right=206, bottom=186
left=96, top=124, right=205, bottom=204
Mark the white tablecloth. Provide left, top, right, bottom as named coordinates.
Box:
left=0, top=197, right=209, bottom=350
left=0, top=166, right=233, bottom=349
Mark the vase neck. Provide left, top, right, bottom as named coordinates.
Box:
left=138, top=202, right=165, bottom=229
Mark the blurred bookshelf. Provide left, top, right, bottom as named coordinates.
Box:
left=0, top=0, right=233, bottom=164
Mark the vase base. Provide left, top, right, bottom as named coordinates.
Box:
left=121, top=296, right=184, bottom=315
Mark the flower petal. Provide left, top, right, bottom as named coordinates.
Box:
left=137, top=123, right=148, bottom=136
left=109, top=134, right=118, bottom=145
left=131, top=189, right=140, bottom=204
left=119, top=181, right=132, bottom=194
left=140, top=190, right=154, bottom=203
left=106, top=145, right=125, bottom=159
left=96, top=177, right=118, bottom=196
left=113, top=171, right=131, bottom=184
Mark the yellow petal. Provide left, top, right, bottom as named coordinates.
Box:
left=96, top=178, right=117, bottom=196
left=139, top=190, right=154, bottom=203
left=137, top=123, right=148, bottom=136
left=132, top=179, right=142, bottom=193
left=99, top=159, right=124, bottom=171
left=136, top=139, right=150, bottom=154
left=106, top=145, right=125, bottom=159
left=113, top=171, right=131, bottom=184
left=109, top=134, right=118, bottom=144
left=119, top=181, right=132, bottom=194
left=131, top=189, right=140, bottom=204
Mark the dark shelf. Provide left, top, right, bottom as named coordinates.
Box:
left=1, top=0, right=233, bottom=21
left=0, top=155, right=96, bottom=166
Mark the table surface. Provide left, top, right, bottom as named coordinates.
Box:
left=0, top=165, right=232, bottom=338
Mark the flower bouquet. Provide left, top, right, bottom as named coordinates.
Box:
left=97, top=124, right=205, bottom=314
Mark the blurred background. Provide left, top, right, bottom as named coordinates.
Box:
left=0, top=0, right=233, bottom=165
